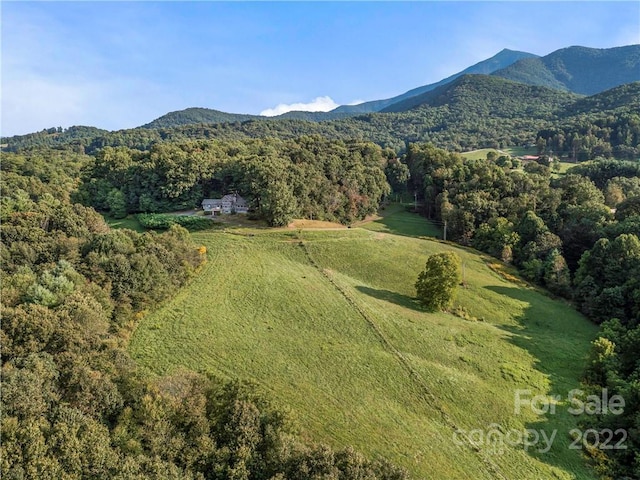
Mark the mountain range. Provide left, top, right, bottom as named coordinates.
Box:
left=143, top=44, right=639, bottom=129
left=493, top=44, right=640, bottom=95
left=3, top=44, right=639, bottom=160
left=329, top=48, right=537, bottom=115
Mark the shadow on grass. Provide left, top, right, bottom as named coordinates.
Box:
left=360, top=204, right=442, bottom=239
left=370, top=216, right=442, bottom=239
left=102, top=214, right=145, bottom=233
left=356, top=285, right=424, bottom=312
left=484, top=285, right=598, bottom=476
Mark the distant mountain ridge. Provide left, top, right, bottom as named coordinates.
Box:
left=3, top=44, right=637, bottom=141
left=492, top=45, right=640, bottom=95
left=3, top=77, right=638, bottom=157
left=138, top=48, right=537, bottom=128
left=560, top=81, right=640, bottom=115
left=142, top=107, right=260, bottom=129
left=380, top=74, right=578, bottom=114
left=138, top=44, right=638, bottom=130
left=331, top=48, right=538, bottom=115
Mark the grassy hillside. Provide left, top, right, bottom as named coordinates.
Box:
left=359, top=203, right=443, bottom=238
left=460, top=148, right=505, bottom=161
left=129, top=209, right=598, bottom=479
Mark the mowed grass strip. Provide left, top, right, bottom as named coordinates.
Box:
left=101, top=214, right=145, bottom=232
left=130, top=227, right=598, bottom=479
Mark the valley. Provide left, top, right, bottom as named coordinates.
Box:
left=3, top=19, right=639, bottom=476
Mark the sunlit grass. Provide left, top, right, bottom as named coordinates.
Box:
left=130, top=221, right=598, bottom=479
left=460, top=148, right=505, bottom=160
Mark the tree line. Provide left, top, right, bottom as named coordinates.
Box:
left=79, top=136, right=392, bottom=226
left=405, top=143, right=640, bottom=477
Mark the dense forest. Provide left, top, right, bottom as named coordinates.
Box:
left=0, top=147, right=409, bottom=479
left=78, top=136, right=391, bottom=227
left=536, top=82, right=640, bottom=161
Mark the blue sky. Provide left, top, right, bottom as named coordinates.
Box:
left=2, top=1, right=639, bottom=136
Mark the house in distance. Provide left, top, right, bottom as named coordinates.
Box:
left=201, top=193, right=249, bottom=215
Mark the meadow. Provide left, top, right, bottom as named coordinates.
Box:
left=129, top=209, right=598, bottom=479
left=460, top=148, right=506, bottom=160
left=101, top=213, right=145, bottom=232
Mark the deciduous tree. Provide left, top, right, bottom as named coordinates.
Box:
left=415, top=252, right=462, bottom=311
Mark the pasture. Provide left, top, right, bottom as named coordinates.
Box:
left=129, top=209, right=598, bottom=479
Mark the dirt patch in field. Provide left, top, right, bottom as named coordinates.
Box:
left=287, top=219, right=347, bottom=229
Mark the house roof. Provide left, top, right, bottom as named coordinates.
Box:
left=221, top=194, right=247, bottom=206
left=202, top=194, right=247, bottom=207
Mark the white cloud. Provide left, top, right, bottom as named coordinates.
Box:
left=260, top=96, right=339, bottom=116
left=1, top=69, right=169, bottom=136
left=1, top=75, right=101, bottom=136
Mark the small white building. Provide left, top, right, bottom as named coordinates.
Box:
left=201, top=193, right=248, bottom=215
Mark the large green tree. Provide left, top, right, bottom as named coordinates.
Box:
left=415, top=251, right=462, bottom=311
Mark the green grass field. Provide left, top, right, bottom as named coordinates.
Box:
left=129, top=209, right=598, bottom=479
left=504, top=146, right=538, bottom=157
left=460, top=148, right=505, bottom=160
left=555, top=161, right=579, bottom=174
left=360, top=203, right=443, bottom=238
left=102, top=214, right=145, bottom=232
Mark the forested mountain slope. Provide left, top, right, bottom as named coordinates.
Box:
left=3, top=77, right=638, bottom=159
left=493, top=45, right=640, bottom=95
left=142, top=107, right=260, bottom=129
left=332, top=48, right=537, bottom=114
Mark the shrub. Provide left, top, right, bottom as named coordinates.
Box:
left=136, top=213, right=212, bottom=231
